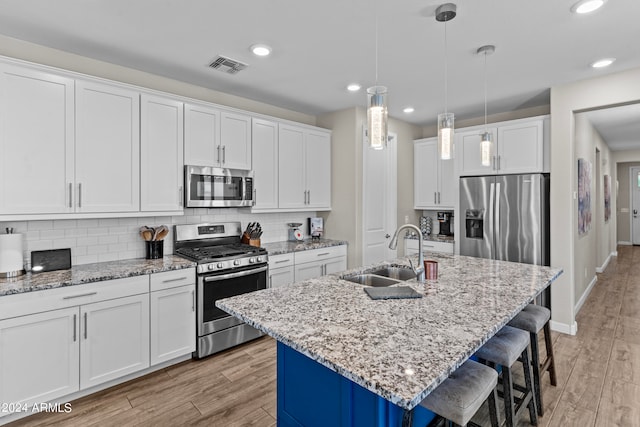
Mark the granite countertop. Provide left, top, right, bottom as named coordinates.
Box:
left=217, top=253, right=562, bottom=411
left=0, top=255, right=196, bottom=297
left=262, top=238, right=347, bottom=256
left=405, top=234, right=455, bottom=244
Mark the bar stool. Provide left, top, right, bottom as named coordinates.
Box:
left=508, top=304, right=557, bottom=416
left=475, top=325, right=537, bottom=427
left=420, top=359, right=499, bottom=427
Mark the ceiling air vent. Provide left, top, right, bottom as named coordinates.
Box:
left=208, top=55, right=248, bottom=75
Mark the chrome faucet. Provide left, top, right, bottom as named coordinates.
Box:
left=389, top=224, right=425, bottom=283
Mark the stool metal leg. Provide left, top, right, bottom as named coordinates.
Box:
left=530, top=331, right=544, bottom=416
left=502, top=366, right=515, bottom=427
left=521, top=347, right=538, bottom=426
left=543, top=322, right=557, bottom=386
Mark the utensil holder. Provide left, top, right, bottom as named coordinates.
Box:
left=146, top=241, right=164, bottom=259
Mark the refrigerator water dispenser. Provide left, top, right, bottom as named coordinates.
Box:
left=465, top=209, right=484, bottom=239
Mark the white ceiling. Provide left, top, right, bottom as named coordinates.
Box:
left=0, top=0, right=639, bottom=133
left=582, top=103, right=640, bottom=151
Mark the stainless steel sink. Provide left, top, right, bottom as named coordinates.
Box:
left=341, top=274, right=400, bottom=287
left=365, top=266, right=415, bottom=281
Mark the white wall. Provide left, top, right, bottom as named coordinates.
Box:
left=572, top=113, right=614, bottom=312
left=550, top=65, right=640, bottom=334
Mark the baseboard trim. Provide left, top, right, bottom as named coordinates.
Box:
left=575, top=275, right=598, bottom=315
left=596, top=252, right=614, bottom=273
left=550, top=319, right=578, bottom=335
left=618, top=241, right=632, bottom=246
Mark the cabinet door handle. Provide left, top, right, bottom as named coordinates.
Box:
left=434, top=192, right=437, bottom=204
left=63, top=292, right=97, bottom=300
left=492, top=156, right=496, bottom=171
left=222, top=146, right=226, bottom=164
left=269, top=276, right=272, bottom=288
left=179, top=186, right=183, bottom=207
left=275, top=259, right=290, bottom=264
left=217, top=145, right=221, bottom=163
left=497, top=155, right=501, bottom=170
left=162, top=277, right=187, bottom=284
left=68, top=183, right=73, bottom=208
left=84, top=312, right=88, bottom=340
left=78, top=183, right=82, bottom=208
left=317, top=252, right=330, bottom=256
left=191, top=290, right=195, bottom=312
left=308, top=190, right=311, bottom=204
left=438, top=192, right=441, bottom=204
left=73, top=314, right=77, bottom=342
left=253, top=188, right=257, bottom=206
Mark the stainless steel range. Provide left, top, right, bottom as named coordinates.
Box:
left=174, top=222, right=268, bottom=358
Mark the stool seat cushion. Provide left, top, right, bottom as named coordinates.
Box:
left=420, top=360, right=498, bottom=426
left=508, top=304, right=551, bottom=333
left=475, top=325, right=529, bottom=367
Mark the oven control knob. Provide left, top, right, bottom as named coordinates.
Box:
left=207, top=264, right=215, bottom=271
left=249, top=257, right=255, bottom=264
left=217, top=263, right=224, bottom=269
left=233, top=259, right=241, bottom=266
left=256, top=256, right=263, bottom=263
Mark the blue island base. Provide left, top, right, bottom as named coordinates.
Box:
left=277, top=342, right=436, bottom=427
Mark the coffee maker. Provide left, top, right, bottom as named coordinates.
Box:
left=437, top=211, right=454, bottom=236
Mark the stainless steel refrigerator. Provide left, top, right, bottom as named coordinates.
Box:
left=460, top=173, right=550, bottom=268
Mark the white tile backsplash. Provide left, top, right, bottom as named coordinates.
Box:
left=1, top=209, right=314, bottom=268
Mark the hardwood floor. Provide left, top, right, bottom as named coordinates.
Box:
left=7, top=246, right=640, bottom=426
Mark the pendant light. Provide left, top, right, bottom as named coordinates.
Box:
left=367, top=1, right=388, bottom=150
left=478, top=45, right=495, bottom=167
left=436, top=3, right=457, bottom=160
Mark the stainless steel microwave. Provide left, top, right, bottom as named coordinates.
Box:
left=185, top=166, right=254, bottom=208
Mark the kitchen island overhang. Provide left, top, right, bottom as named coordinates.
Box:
left=217, top=253, right=563, bottom=425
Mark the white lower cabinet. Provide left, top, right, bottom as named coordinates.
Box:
left=0, top=307, right=80, bottom=409
left=404, top=238, right=454, bottom=255
left=293, top=246, right=347, bottom=282
left=149, top=269, right=196, bottom=365
left=0, top=268, right=197, bottom=418
left=269, top=267, right=295, bottom=288
left=79, top=294, right=150, bottom=390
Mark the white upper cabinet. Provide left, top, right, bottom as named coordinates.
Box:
left=251, top=118, right=279, bottom=210
left=278, top=124, right=307, bottom=209
left=140, top=94, right=184, bottom=212
left=456, top=127, right=498, bottom=177
left=414, top=138, right=455, bottom=209
left=457, top=116, right=546, bottom=176
left=184, top=103, right=220, bottom=166
left=75, top=80, right=140, bottom=213
left=0, top=65, right=75, bottom=215
left=220, top=111, right=252, bottom=170
left=496, top=119, right=544, bottom=174
left=184, top=106, right=251, bottom=170
left=305, top=130, right=331, bottom=209
left=278, top=124, right=331, bottom=211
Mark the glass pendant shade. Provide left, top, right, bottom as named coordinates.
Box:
left=437, top=112, right=454, bottom=159
left=367, top=86, right=388, bottom=150
left=480, top=131, right=492, bottom=166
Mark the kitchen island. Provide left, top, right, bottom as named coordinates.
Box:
left=217, top=253, right=562, bottom=427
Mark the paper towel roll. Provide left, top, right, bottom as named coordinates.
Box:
left=0, top=234, right=25, bottom=276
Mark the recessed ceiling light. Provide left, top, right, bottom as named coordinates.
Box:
left=571, top=0, right=606, bottom=14
left=591, top=58, right=615, bottom=68
left=403, top=107, right=415, bottom=113
left=347, top=83, right=361, bottom=92
left=250, top=44, right=272, bottom=57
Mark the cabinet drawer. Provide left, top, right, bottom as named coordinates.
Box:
left=0, top=275, right=149, bottom=321
left=268, top=253, right=294, bottom=269
left=294, top=245, right=347, bottom=265
left=405, top=239, right=454, bottom=254
left=150, top=268, right=195, bottom=292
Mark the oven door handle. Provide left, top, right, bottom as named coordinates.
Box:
left=203, top=265, right=268, bottom=282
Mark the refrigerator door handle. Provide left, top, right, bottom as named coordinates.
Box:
left=495, top=182, right=501, bottom=255
left=489, top=182, right=495, bottom=259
